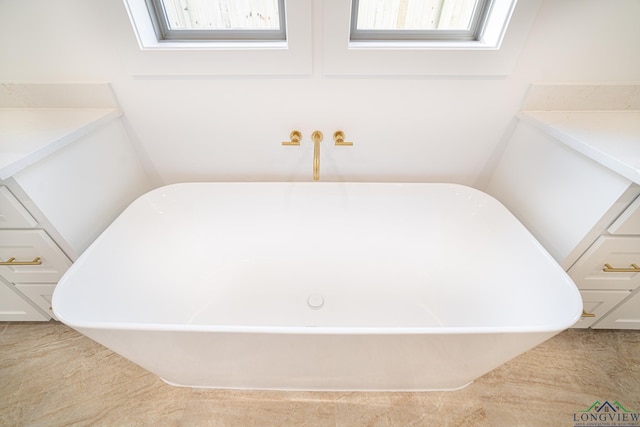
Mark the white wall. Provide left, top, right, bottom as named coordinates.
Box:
left=1, top=0, right=638, bottom=187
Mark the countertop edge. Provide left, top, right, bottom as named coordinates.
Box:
left=0, top=108, right=122, bottom=180
left=517, top=110, right=640, bottom=186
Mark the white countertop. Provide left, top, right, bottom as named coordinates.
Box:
left=0, top=108, right=122, bottom=179
left=518, top=110, right=640, bottom=185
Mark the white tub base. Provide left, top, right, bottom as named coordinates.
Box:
left=53, top=183, right=582, bottom=391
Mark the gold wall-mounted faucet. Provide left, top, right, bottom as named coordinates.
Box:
left=312, top=130, right=323, bottom=181
left=282, top=129, right=352, bottom=181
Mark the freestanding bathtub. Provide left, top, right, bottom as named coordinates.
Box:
left=52, top=182, right=582, bottom=391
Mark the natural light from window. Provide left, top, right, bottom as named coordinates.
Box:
left=159, top=0, right=282, bottom=31
left=350, top=0, right=492, bottom=42
left=355, top=0, right=479, bottom=30
left=123, top=0, right=537, bottom=77
left=146, top=0, right=286, bottom=41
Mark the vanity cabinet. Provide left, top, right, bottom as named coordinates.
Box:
left=0, top=226, right=73, bottom=319
left=0, top=278, right=47, bottom=321
left=0, top=229, right=72, bottom=284
left=0, top=186, right=38, bottom=228
left=0, top=186, right=69, bottom=320
left=593, top=289, right=640, bottom=329
left=0, top=108, right=151, bottom=321
left=568, top=207, right=640, bottom=328
left=578, top=198, right=640, bottom=329
left=487, top=111, right=640, bottom=329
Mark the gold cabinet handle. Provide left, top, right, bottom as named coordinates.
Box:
left=603, top=263, right=640, bottom=273
left=581, top=310, right=596, bottom=318
left=0, top=257, right=42, bottom=266
left=282, top=130, right=302, bottom=146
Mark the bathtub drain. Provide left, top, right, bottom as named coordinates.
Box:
left=307, top=294, right=324, bottom=310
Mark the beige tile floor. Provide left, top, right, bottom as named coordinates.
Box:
left=1, top=322, right=638, bottom=426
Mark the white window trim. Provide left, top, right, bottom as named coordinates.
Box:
left=121, top=0, right=541, bottom=77
left=323, top=0, right=543, bottom=76
left=350, top=0, right=492, bottom=44
left=146, top=0, right=287, bottom=44
left=124, top=0, right=291, bottom=50
left=121, top=0, right=312, bottom=76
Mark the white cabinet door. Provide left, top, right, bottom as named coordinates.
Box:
left=592, top=291, right=640, bottom=329
left=609, top=195, right=640, bottom=235
left=0, top=186, right=37, bottom=229
left=574, top=290, right=630, bottom=328
left=15, top=283, right=56, bottom=319
left=0, top=281, right=48, bottom=321
left=568, top=236, right=640, bottom=291
left=0, top=230, right=71, bottom=283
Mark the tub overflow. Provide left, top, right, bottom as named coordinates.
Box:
left=307, top=294, right=324, bottom=310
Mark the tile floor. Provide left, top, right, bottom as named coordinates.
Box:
left=1, top=322, right=638, bottom=426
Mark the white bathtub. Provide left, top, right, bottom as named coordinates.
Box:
left=53, top=182, right=582, bottom=391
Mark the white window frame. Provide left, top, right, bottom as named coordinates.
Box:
left=123, top=0, right=293, bottom=50
left=323, top=0, right=542, bottom=76
left=145, top=0, right=287, bottom=43
left=121, top=0, right=541, bottom=77
left=350, top=0, right=492, bottom=43
left=121, top=0, right=312, bottom=76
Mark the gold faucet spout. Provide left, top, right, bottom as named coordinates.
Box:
left=312, top=131, right=323, bottom=181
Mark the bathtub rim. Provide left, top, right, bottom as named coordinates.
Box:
left=52, top=181, right=584, bottom=334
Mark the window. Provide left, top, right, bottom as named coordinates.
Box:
left=122, top=0, right=540, bottom=76
left=146, top=0, right=286, bottom=42
left=346, top=0, right=518, bottom=48
left=122, top=0, right=311, bottom=75
left=350, top=0, right=492, bottom=42
left=322, top=0, right=542, bottom=75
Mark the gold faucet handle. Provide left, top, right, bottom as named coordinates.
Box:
left=282, top=130, right=302, bottom=146
left=334, top=131, right=353, bottom=146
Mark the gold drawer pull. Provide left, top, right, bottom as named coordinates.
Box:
left=581, top=310, right=596, bottom=318
left=0, top=257, right=42, bottom=266
left=603, top=263, right=640, bottom=273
